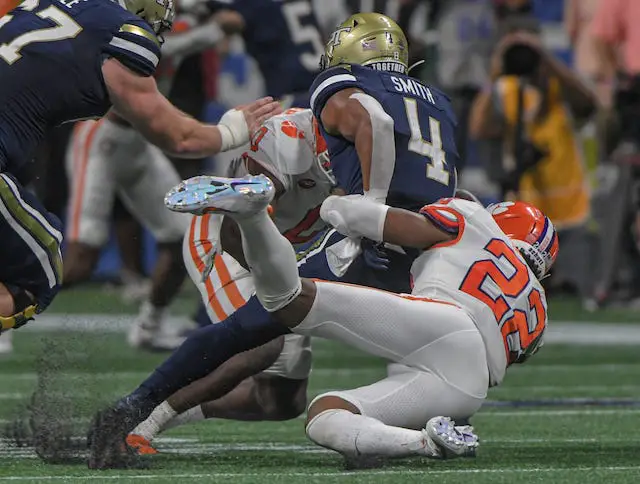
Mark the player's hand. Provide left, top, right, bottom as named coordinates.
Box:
left=361, top=238, right=390, bottom=271
left=239, top=97, right=283, bottom=133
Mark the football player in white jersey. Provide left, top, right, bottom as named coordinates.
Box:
left=164, top=175, right=558, bottom=464
left=63, top=11, right=242, bottom=350
left=125, top=108, right=336, bottom=453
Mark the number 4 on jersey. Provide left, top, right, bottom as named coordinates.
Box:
left=404, top=97, right=450, bottom=186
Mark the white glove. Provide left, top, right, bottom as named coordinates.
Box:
left=218, top=109, right=249, bottom=152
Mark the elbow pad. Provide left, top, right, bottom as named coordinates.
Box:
left=320, top=195, right=389, bottom=242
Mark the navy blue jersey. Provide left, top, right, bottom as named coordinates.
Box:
left=310, top=64, right=458, bottom=212
left=209, top=0, right=322, bottom=99
left=0, top=0, right=161, bottom=175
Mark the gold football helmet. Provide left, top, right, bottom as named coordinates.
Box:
left=122, top=0, right=175, bottom=36
left=320, top=13, right=409, bottom=73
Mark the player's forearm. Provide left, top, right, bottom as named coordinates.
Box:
left=139, top=106, right=224, bottom=158
left=169, top=116, right=226, bottom=158
left=321, top=195, right=448, bottom=249
left=348, top=93, right=395, bottom=202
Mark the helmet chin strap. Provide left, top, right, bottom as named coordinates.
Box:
left=408, top=59, right=425, bottom=74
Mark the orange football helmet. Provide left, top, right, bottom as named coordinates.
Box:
left=487, top=201, right=559, bottom=279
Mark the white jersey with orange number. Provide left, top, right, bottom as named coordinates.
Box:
left=234, top=108, right=335, bottom=243
left=183, top=109, right=333, bottom=380
left=410, top=198, right=548, bottom=386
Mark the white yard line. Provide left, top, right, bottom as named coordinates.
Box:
left=19, top=316, right=640, bottom=345
left=0, top=466, right=639, bottom=480
left=479, top=408, right=640, bottom=417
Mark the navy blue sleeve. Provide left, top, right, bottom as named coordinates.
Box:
left=103, top=20, right=162, bottom=77
left=309, top=66, right=361, bottom=119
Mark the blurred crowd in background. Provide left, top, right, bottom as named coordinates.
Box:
left=22, top=0, right=640, bottom=311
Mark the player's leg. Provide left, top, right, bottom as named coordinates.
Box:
left=305, top=370, right=481, bottom=466
left=63, top=120, right=115, bottom=285
left=186, top=334, right=310, bottom=422
left=115, top=142, right=190, bottom=349
left=165, top=175, right=308, bottom=315
left=87, top=294, right=290, bottom=469
left=127, top=225, right=312, bottom=450
left=113, top=198, right=150, bottom=302
left=299, top=287, right=488, bottom=463
left=0, top=172, right=63, bottom=336
left=128, top=342, right=309, bottom=454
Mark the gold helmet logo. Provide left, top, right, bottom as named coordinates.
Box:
left=320, top=13, right=409, bottom=74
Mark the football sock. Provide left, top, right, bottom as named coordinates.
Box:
left=163, top=406, right=205, bottom=431
left=306, top=409, right=440, bottom=458
left=127, top=296, right=288, bottom=422
left=234, top=209, right=301, bottom=312
left=130, top=401, right=177, bottom=441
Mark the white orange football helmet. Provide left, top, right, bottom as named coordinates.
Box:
left=488, top=201, right=559, bottom=280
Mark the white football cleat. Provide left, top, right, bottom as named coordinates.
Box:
left=0, top=330, right=13, bottom=354
left=165, top=175, right=275, bottom=216
left=424, top=416, right=479, bottom=459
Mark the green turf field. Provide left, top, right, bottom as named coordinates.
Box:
left=0, top=288, right=639, bottom=483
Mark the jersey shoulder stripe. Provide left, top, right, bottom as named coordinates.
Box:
left=420, top=204, right=463, bottom=235
left=119, top=24, right=160, bottom=46
left=309, top=66, right=359, bottom=117
left=104, top=21, right=161, bottom=77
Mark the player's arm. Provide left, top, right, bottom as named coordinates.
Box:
left=102, top=59, right=281, bottom=157
left=320, top=195, right=454, bottom=249
left=311, top=68, right=394, bottom=202
left=160, top=9, right=244, bottom=59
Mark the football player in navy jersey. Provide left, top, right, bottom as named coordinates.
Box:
left=208, top=0, right=324, bottom=107
left=0, top=0, right=280, bottom=338
left=309, top=12, right=458, bottom=212
left=87, top=13, right=461, bottom=468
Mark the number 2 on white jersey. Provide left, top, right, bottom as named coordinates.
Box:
left=282, top=0, right=324, bottom=72
left=403, top=97, right=450, bottom=186
left=0, top=0, right=82, bottom=65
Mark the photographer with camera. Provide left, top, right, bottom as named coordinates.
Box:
left=469, top=23, right=597, bottom=303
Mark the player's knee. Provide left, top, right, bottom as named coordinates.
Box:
left=0, top=285, right=15, bottom=318
left=306, top=394, right=360, bottom=426
left=273, top=278, right=316, bottom=327
left=0, top=283, right=37, bottom=330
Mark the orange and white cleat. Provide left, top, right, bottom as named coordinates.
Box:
left=125, top=434, right=158, bottom=455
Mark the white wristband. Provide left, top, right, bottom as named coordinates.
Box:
left=320, top=195, right=389, bottom=242
left=218, top=109, right=249, bottom=152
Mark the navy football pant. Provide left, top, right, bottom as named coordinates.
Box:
left=135, top=229, right=412, bottom=408
left=0, top=173, right=62, bottom=313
